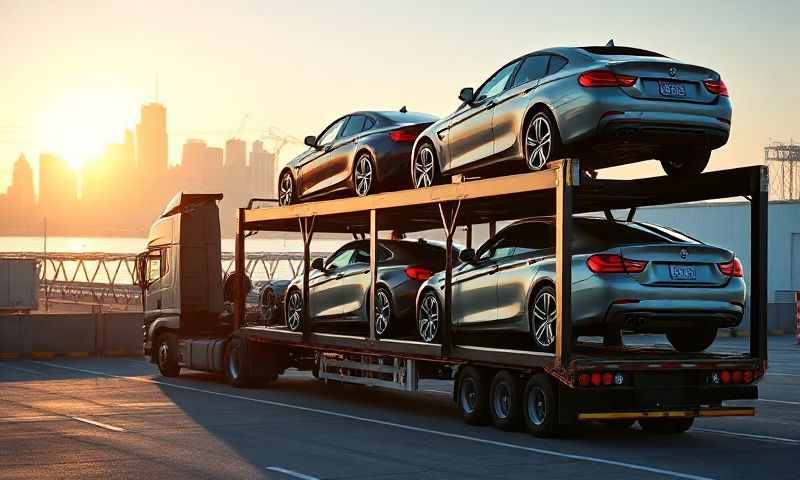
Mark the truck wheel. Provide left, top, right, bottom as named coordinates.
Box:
left=489, top=370, right=523, bottom=431
left=523, top=373, right=560, bottom=437
left=456, top=366, right=491, bottom=425
left=155, top=333, right=180, bottom=377
left=666, top=327, right=717, bottom=353
left=639, top=417, right=694, bottom=434
left=224, top=337, right=253, bottom=388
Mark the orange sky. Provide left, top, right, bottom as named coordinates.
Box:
left=1, top=0, right=799, bottom=194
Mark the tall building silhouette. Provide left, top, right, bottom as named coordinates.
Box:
left=136, top=103, right=167, bottom=172
left=205, top=146, right=224, bottom=190
left=225, top=138, right=246, bottom=168
left=181, top=138, right=206, bottom=189
left=249, top=140, right=275, bottom=196
left=7, top=154, right=35, bottom=210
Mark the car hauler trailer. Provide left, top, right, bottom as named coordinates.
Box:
left=143, top=160, right=768, bottom=436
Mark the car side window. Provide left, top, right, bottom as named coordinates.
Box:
left=362, top=117, right=376, bottom=132
left=477, top=235, right=515, bottom=261
left=349, top=245, right=391, bottom=264
left=547, top=55, right=568, bottom=75
left=326, top=248, right=355, bottom=269
left=511, top=55, right=549, bottom=88
left=341, top=115, right=365, bottom=138
left=317, top=118, right=347, bottom=146
left=475, top=61, right=520, bottom=103
left=504, top=223, right=555, bottom=255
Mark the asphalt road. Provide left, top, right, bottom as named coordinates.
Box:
left=0, top=335, right=798, bottom=480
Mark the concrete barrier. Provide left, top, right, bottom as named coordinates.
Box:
left=0, top=312, right=143, bottom=358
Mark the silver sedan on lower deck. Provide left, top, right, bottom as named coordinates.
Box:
left=415, top=217, right=745, bottom=352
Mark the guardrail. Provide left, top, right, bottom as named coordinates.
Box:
left=0, top=251, right=330, bottom=308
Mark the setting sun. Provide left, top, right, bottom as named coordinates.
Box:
left=34, top=85, right=135, bottom=170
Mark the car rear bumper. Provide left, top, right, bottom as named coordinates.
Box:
left=604, top=299, right=744, bottom=332
left=597, top=111, right=730, bottom=150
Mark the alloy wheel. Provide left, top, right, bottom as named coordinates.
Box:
left=418, top=292, right=440, bottom=342
left=492, top=382, right=512, bottom=420
left=354, top=155, right=374, bottom=197
left=532, top=291, right=556, bottom=348
left=374, top=289, right=391, bottom=336
left=278, top=173, right=294, bottom=206
left=526, top=115, right=552, bottom=170
left=414, top=146, right=436, bottom=188
left=286, top=291, right=303, bottom=331
left=460, top=377, right=478, bottom=414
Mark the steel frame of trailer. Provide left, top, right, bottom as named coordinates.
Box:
left=231, top=160, right=769, bottom=384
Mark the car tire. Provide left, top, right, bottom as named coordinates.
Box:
left=373, top=287, right=393, bottom=338
left=285, top=289, right=304, bottom=332
left=666, top=327, right=717, bottom=352
left=353, top=153, right=377, bottom=197
left=659, top=149, right=710, bottom=176
left=456, top=366, right=491, bottom=425
left=259, top=287, right=277, bottom=325
left=278, top=170, right=296, bottom=206
left=639, top=417, right=694, bottom=434
left=155, top=332, right=180, bottom=377
left=489, top=370, right=523, bottom=431
left=530, top=285, right=557, bottom=353
left=224, top=336, right=253, bottom=388
left=523, top=373, right=560, bottom=437
left=524, top=110, right=562, bottom=171
left=417, top=289, right=442, bottom=343
left=412, top=141, right=442, bottom=188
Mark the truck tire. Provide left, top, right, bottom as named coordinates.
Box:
left=523, top=373, right=560, bottom=437
left=224, top=337, right=253, bottom=388
left=155, top=333, right=181, bottom=377
left=667, top=327, right=717, bottom=353
left=639, top=417, right=694, bottom=434
left=489, top=370, right=523, bottom=431
left=456, top=366, right=491, bottom=425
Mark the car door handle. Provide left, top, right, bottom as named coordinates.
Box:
left=336, top=273, right=344, bottom=279
left=488, top=264, right=499, bottom=275
left=485, top=100, right=496, bottom=109
left=324, top=145, right=334, bottom=153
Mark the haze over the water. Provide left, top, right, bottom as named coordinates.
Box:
left=1, top=0, right=798, bottom=191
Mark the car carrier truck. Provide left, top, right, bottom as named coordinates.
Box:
left=138, top=160, right=768, bottom=436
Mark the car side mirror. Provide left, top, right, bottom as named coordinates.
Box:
left=459, top=248, right=477, bottom=264
left=311, top=257, right=325, bottom=271
left=304, top=135, right=317, bottom=148
left=458, top=87, right=475, bottom=104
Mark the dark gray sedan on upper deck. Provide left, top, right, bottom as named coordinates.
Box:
left=411, top=45, right=731, bottom=186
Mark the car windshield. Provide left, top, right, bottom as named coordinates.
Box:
left=379, top=112, right=438, bottom=124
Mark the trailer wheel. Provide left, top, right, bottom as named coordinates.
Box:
left=639, top=417, right=694, bottom=434
left=523, top=373, right=560, bottom=437
left=489, top=370, right=523, bottom=431
left=456, top=366, right=491, bottom=425
left=224, top=337, right=253, bottom=388
left=155, top=333, right=180, bottom=377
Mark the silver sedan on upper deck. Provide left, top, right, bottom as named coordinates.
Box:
left=415, top=217, right=745, bottom=353
left=411, top=45, right=731, bottom=185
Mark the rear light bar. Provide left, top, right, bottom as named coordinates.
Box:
left=578, top=70, right=637, bottom=88
left=389, top=127, right=421, bottom=142
left=708, top=369, right=759, bottom=385
left=577, top=371, right=626, bottom=387
left=405, top=266, right=432, bottom=281
left=586, top=254, right=648, bottom=273
left=718, top=258, right=743, bottom=277
left=703, top=78, right=729, bottom=97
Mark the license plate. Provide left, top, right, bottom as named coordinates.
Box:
left=659, top=81, right=686, bottom=97
left=669, top=264, right=696, bottom=281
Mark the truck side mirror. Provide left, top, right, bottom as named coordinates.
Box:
left=135, top=252, right=148, bottom=287
left=311, top=257, right=325, bottom=271
left=459, top=248, right=477, bottom=264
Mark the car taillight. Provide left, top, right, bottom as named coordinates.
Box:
left=389, top=127, right=420, bottom=142
left=703, top=78, right=729, bottom=97
left=578, top=70, right=637, bottom=88
left=718, top=258, right=743, bottom=277
left=586, top=254, right=648, bottom=273
left=405, top=266, right=432, bottom=281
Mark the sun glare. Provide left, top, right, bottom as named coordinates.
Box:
left=35, top=86, right=135, bottom=171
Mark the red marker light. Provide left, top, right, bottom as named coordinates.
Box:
left=602, top=372, right=614, bottom=386
left=591, top=372, right=602, bottom=386
left=578, top=374, right=590, bottom=386
left=720, top=370, right=731, bottom=384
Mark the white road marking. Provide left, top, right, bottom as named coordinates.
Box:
left=693, top=427, right=799, bottom=445
left=758, top=398, right=800, bottom=406
left=767, top=372, right=800, bottom=377
left=2, top=365, right=45, bottom=376
left=266, top=466, right=320, bottom=480
left=70, top=416, right=126, bottom=432
left=422, top=389, right=451, bottom=395
left=38, top=361, right=712, bottom=480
